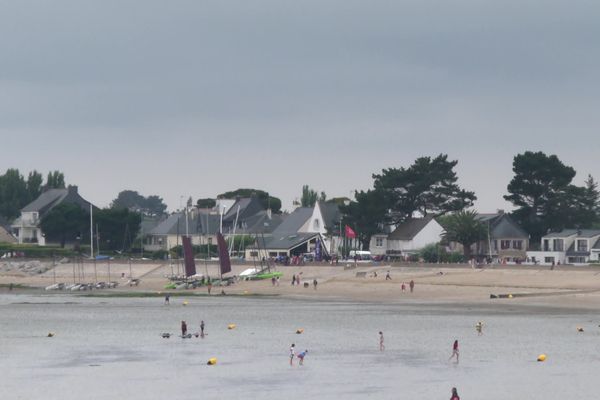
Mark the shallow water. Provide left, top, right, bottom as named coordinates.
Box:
left=1, top=294, right=598, bottom=399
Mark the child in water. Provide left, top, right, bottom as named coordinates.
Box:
left=290, top=343, right=295, bottom=366
left=450, top=387, right=460, bottom=400
left=296, top=350, right=308, bottom=365
left=449, top=340, right=459, bottom=363
left=379, top=331, right=385, bottom=351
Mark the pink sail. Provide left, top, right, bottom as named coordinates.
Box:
left=182, top=236, right=196, bottom=277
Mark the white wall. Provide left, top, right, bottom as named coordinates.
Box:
left=387, top=220, right=444, bottom=252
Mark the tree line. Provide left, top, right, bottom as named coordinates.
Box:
left=341, top=152, right=600, bottom=250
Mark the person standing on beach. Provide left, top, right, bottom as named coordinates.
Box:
left=181, top=321, right=188, bottom=337
left=207, top=281, right=212, bottom=295
left=409, top=280, right=415, bottom=293
left=200, top=320, right=205, bottom=338
left=290, top=343, right=296, bottom=366
left=291, top=274, right=296, bottom=286
left=450, top=387, right=460, bottom=400
left=449, top=340, right=459, bottom=363
left=401, top=282, right=406, bottom=292
left=313, top=279, right=318, bottom=290
left=385, top=271, right=391, bottom=280
left=379, top=331, right=385, bottom=351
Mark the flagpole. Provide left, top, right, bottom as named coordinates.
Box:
left=89, top=203, right=93, bottom=259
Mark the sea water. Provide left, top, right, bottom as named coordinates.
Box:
left=0, top=294, right=598, bottom=399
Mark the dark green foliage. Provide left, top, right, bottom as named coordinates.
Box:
left=40, top=203, right=89, bottom=247
left=45, top=171, right=65, bottom=189
left=504, top=152, right=599, bottom=242
left=440, top=210, right=486, bottom=258
left=300, top=185, right=318, bottom=207
left=95, top=208, right=142, bottom=252
left=373, top=154, right=476, bottom=224
left=111, top=190, right=167, bottom=216
left=0, top=169, right=29, bottom=221
left=217, top=188, right=281, bottom=213
left=196, top=198, right=216, bottom=208
left=340, top=190, right=388, bottom=250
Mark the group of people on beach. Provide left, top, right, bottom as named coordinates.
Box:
left=180, top=320, right=206, bottom=338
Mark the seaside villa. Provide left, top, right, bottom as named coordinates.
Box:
left=527, top=229, right=600, bottom=265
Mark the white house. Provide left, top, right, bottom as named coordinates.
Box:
left=370, top=216, right=444, bottom=257
left=527, top=229, right=600, bottom=265
left=11, top=186, right=93, bottom=246
left=297, top=201, right=341, bottom=254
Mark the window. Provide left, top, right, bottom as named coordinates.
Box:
left=544, top=257, right=555, bottom=264
left=568, top=256, right=586, bottom=264
left=577, top=240, right=588, bottom=252
left=512, top=240, right=522, bottom=250
left=552, top=239, right=564, bottom=252
left=543, top=239, right=550, bottom=251
left=313, top=219, right=320, bottom=230
left=375, top=237, right=384, bottom=247
left=249, top=251, right=258, bottom=257
left=500, top=240, right=511, bottom=250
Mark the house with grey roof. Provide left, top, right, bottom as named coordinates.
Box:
left=527, top=229, right=600, bottom=265
left=443, top=211, right=529, bottom=262
left=245, top=206, right=329, bottom=260
left=11, top=186, right=93, bottom=245
left=370, top=216, right=444, bottom=258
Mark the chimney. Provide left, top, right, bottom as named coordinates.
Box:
left=68, top=185, right=78, bottom=194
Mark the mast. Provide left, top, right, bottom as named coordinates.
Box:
left=89, top=203, right=94, bottom=258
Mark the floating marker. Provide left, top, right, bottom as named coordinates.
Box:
left=207, top=357, right=217, bottom=365
left=47, top=332, right=55, bottom=337
left=296, top=329, right=304, bottom=334
left=228, top=324, right=236, bottom=330
left=537, top=354, right=547, bottom=362
left=182, top=300, right=189, bottom=306
left=577, top=327, right=584, bottom=332
left=508, top=294, right=513, bottom=299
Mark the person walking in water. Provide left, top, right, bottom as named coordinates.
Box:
left=449, top=340, right=459, bottom=363
left=409, top=280, right=415, bottom=293
left=290, top=343, right=296, bottom=366
left=200, top=320, right=205, bottom=338
left=181, top=321, right=188, bottom=337
left=297, top=349, right=308, bottom=365
left=164, top=293, right=170, bottom=305
left=475, top=321, right=483, bottom=336
left=379, top=331, right=385, bottom=351
left=450, top=387, right=460, bottom=400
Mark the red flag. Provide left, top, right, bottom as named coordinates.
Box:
left=345, top=225, right=356, bottom=239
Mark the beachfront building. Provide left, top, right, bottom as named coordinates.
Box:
left=370, top=216, right=444, bottom=259
left=527, top=229, right=600, bottom=265
left=11, top=186, right=94, bottom=246
left=297, top=201, right=342, bottom=255
left=244, top=206, right=330, bottom=260
left=445, top=211, right=529, bottom=263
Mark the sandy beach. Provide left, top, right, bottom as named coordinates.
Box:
left=2, top=259, right=600, bottom=310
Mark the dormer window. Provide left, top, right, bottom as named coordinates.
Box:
left=577, top=239, right=588, bottom=252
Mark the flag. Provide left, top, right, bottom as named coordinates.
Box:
left=345, top=225, right=356, bottom=239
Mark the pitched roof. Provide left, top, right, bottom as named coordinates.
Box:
left=388, top=216, right=435, bottom=240
left=272, top=207, right=313, bottom=234
left=258, top=232, right=321, bottom=250
left=148, top=212, right=221, bottom=236
left=475, top=213, right=528, bottom=239
left=21, top=186, right=92, bottom=218
left=544, top=229, right=600, bottom=239
left=222, top=197, right=264, bottom=223
left=240, top=210, right=284, bottom=234
left=318, top=201, right=341, bottom=229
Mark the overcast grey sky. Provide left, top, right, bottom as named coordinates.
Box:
left=1, top=0, right=599, bottom=212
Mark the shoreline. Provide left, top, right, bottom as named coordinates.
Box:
left=2, top=260, right=600, bottom=311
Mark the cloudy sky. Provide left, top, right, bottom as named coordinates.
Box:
left=1, top=0, right=599, bottom=212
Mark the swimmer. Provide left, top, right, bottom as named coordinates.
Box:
left=449, top=340, right=459, bottom=363
left=297, top=349, right=308, bottom=365
left=200, top=320, right=205, bottom=338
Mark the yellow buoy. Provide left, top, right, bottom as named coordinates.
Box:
left=296, top=328, right=304, bottom=334
left=577, top=327, right=584, bottom=332
left=508, top=294, right=513, bottom=299
left=182, top=300, right=189, bottom=306
left=537, top=354, right=547, bottom=362
left=228, top=324, right=236, bottom=330
left=207, top=357, right=217, bottom=365
left=47, top=332, right=55, bottom=337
